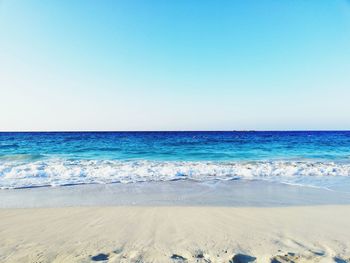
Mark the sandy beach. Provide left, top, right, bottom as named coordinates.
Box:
left=0, top=181, right=350, bottom=263
left=0, top=205, right=349, bottom=263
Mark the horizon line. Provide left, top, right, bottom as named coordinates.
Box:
left=0, top=130, right=350, bottom=133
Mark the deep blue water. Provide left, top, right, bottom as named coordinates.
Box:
left=1, top=131, right=350, bottom=189
left=1, top=131, right=350, bottom=161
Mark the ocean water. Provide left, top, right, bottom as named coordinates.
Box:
left=1, top=131, right=350, bottom=190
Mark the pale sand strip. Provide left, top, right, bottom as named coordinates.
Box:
left=0, top=206, right=349, bottom=263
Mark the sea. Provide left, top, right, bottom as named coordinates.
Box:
left=1, top=131, right=350, bottom=191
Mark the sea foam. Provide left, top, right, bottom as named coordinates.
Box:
left=1, top=159, right=350, bottom=189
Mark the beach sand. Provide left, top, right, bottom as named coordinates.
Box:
left=0, top=205, right=350, bottom=263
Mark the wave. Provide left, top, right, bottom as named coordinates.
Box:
left=1, top=159, right=350, bottom=189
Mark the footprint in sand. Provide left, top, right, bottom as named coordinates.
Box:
left=171, top=254, right=188, bottom=263
left=334, top=257, right=350, bottom=263
left=193, top=249, right=212, bottom=263
left=91, top=253, right=109, bottom=261
left=112, top=248, right=123, bottom=255
left=230, top=253, right=257, bottom=263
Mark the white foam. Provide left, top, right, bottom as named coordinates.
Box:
left=1, top=159, right=350, bottom=189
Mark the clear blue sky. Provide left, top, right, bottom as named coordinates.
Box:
left=0, top=0, right=349, bottom=131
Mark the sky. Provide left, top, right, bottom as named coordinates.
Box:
left=0, top=0, right=350, bottom=131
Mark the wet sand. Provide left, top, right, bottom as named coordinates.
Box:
left=1, top=180, right=350, bottom=208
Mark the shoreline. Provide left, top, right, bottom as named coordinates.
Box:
left=1, top=180, right=350, bottom=208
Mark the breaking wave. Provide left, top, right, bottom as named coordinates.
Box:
left=1, top=159, right=350, bottom=189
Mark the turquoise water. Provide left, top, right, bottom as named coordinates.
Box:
left=1, top=131, right=350, bottom=189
